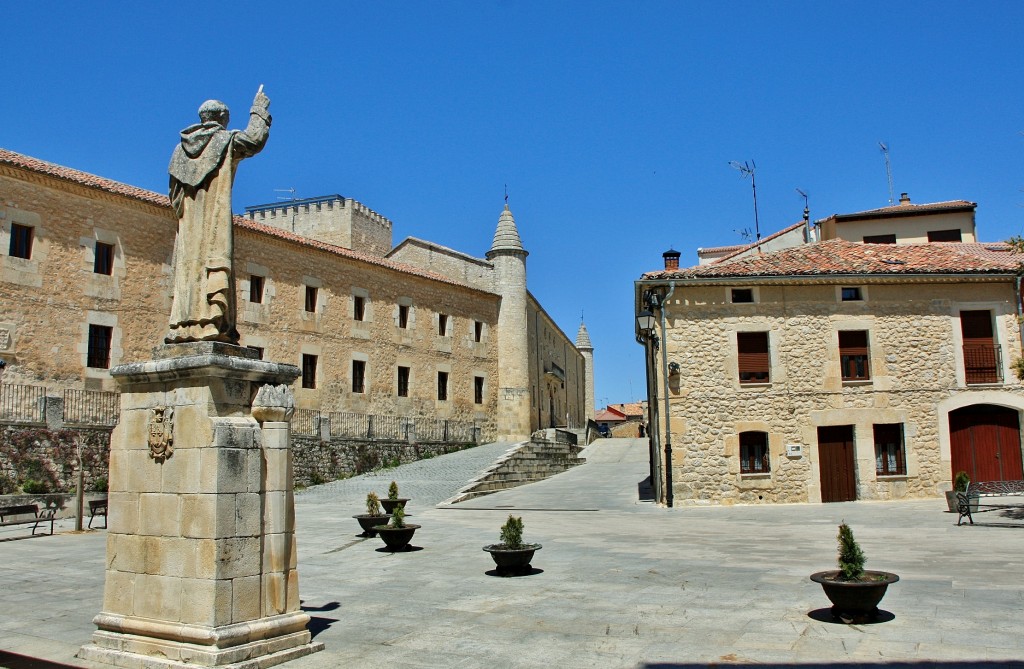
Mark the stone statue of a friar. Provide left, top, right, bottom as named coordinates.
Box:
left=166, top=86, right=271, bottom=344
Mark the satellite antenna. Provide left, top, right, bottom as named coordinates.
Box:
left=879, top=142, right=894, bottom=205
left=796, top=188, right=811, bottom=242
left=729, top=160, right=761, bottom=249
left=275, top=187, right=297, bottom=201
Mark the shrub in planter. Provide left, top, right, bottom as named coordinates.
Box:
left=353, top=492, right=388, bottom=537
left=810, top=523, right=898, bottom=623
left=483, top=514, right=542, bottom=576
left=380, top=480, right=409, bottom=514
left=373, top=504, right=420, bottom=551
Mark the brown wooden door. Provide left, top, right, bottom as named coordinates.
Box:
left=818, top=425, right=857, bottom=502
left=949, top=405, right=1024, bottom=483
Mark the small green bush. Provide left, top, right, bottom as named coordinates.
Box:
left=953, top=471, right=970, bottom=493
left=837, top=522, right=866, bottom=581
left=388, top=480, right=399, bottom=500
left=22, top=479, right=51, bottom=494
left=499, top=515, right=525, bottom=550
left=390, top=505, right=406, bottom=528
left=92, top=476, right=108, bottom=493
left=366, top=492, right=383, bottom=516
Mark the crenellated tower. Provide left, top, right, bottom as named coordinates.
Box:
left=575, top=320, right=595, bottom=421
left=486, top=204, right=532, bottom=440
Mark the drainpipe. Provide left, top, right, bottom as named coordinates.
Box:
left=1016, top=275, right=1024, bottom=376
left=659, top=281, right=677, bottom=507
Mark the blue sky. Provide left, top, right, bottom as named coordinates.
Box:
left=4, top=2, right=1024, bottom=408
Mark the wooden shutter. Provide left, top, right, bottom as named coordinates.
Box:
left=737, top=332, right=770, bottom=383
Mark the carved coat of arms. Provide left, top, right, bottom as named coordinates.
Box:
left=148, top=406, right=174, bottom=461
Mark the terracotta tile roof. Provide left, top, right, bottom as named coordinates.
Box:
left=697, top=243, right=745, bottom=255
left=818, top=199, right=975, bottom=223
left=609, top=402, right=645, bottom=417
left=595, top=409, right=626, bottom=422
left=0, top=147, right=492, bottom=294
left=714, top=220, right=806, bottom=264
left=642, top=239, right=1022, bottom=280
left=0, top=147, right=169, bottom=207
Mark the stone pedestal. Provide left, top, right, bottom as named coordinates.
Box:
left=79, top=343, right=324, bottom=669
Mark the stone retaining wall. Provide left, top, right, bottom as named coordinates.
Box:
left=292, top=435, right=477, bottom=487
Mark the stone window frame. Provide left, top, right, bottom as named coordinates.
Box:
left=8, top=222, right=33, bottom=259
left=952, top=302, right=1010, bottom=388
left=736, top=331, right=770, bottom=385
left=739, top=431, right=770, bottom=474
left=838, top=330, right=871, bottom=382
left=301, top=275, right=324, bottom=318
left=352, top=288, right=372, bottom=323
left=437, top=370, right=449, bottom=402
left=397, top=364, right=411, bottom=398
left=301, top=353, right=318, bottom=389
left=474, top=375, right=485, bottom=405
left=729, top=287, right=758, bottom=304
left=437, top=313, right=451, bottom=337
left=837, top=286, right=867, bottom=303
left=1, top=207, right=46, bottom=287
left=79, top=311, right=122, bottom=381
left=86, top=324, right=113, bottom=369
left=474, top=320, right=484, bottom=343
left=397, top=298, right=414, bottom=330
left=250, top=274, right=266, bottom=304
left=93, top=241, right=115, bottom=275
left=351, top=356, right=367, bottom=395
left=873, top=423, right=906, bottom=477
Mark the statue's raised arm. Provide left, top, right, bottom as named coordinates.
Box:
left=165, top=89, right=272, bottom=345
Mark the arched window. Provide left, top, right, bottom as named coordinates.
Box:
left=740, top=431, right=770, bottom=474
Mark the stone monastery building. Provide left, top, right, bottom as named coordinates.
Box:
left=637, top=195, right=1024, bottom=505
left=0, top=148, right=593, bottom=442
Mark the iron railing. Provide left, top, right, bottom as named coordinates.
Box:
left=0, top=384, right=47, bottom=423
left=963, top=345, right=1002, bottom=385
left=291, top=408, right=320, bottom=436
left=62, top=389, right=120, bottom=426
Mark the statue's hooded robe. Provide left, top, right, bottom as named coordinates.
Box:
left=166, top=104, right=270, bottom=344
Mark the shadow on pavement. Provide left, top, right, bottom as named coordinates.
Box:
left=0, top=650, right=83, bottom=668
left=643, top=664, right=1024, bottom=669
left=806, top=607, right=895, bottom=624
left=484, top=567, right=544, bottom=578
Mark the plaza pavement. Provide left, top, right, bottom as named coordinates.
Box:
left=1, top=438, right=1023, bottom=668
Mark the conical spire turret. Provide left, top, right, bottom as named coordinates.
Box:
left=575, top=321, right=593, bottom=350
left=487, top=204, right=527, bottom=258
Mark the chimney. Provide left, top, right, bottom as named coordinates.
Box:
left=663, top=248, right=681, bottom=270
left=899, top=192, right=911, bottom=205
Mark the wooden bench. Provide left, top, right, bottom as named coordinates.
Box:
left=88, top=497, right=108, bottom=529
left=0, top=504, right=56, bottom=536
left=956, top=480, right=1024, bottom=526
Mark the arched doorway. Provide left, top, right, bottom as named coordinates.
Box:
left=949, top=405, right=1024, bottom=484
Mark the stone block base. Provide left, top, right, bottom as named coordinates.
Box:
left=78, top=612, right=323, bottom=669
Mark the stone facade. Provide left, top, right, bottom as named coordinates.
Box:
left=648, top=279, right=1024, bottom=505
left=0, top=149, right=589, bottom=444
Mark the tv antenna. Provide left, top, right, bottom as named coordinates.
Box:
left=879, top=142, right=894, bottom=205
left=796, top=188, right=811, bottom=241
left=729, top=160, right=761, bottom=248
left=733, top=227, right=753, bottom=242
left=274, top=187, right=297, bottom=201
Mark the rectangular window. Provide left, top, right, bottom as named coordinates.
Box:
left=87, top=324, right=113, bottom=369
left=731, top=288, right=754, bottom=303
left=737, top=332, right=770, bottom=384
left=874, top=423, right=906, bottom=475
left=863, top=234, right=896, bottom=244
left=247, top=346, right=264, bottom=360
left=438, top=314, right=449, bottom=336
left=927, top=229, right=962, bottom=242
left=397, top=366, right=410, bottom=397
left=474, top=376, right=484, bottom=404
left=961, top=310, right=1000, bottom=384
left=304, top=285, right=318, bottom=313
left=740, top=431, right=770, bottom=474
left=9, top=223, right=33, bottom=259
left=94, top=241, right=114, bottom=275
left=437, top=371, right=449, bottom=401
left=399, top=304, right=410, bottom=329
left=353, top=295, right=365, bottom=321
left=839, top=330, right=870, bottom=381
left=250, top=275, right=264, bottom=304
left=301, top=354, right=317, bottom=389
left=841, top=287, right=862, bottom=301
left=474, top=321, right=483, bottom=343
left=352, top=360, right=366, bottom=394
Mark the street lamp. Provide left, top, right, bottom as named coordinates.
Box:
left=636, top=305, right=662, bottom=504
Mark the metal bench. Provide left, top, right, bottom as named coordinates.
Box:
left=956, top=480, right=1024, bottom=526
left=88, top=497, right=108, bottom=529
left=0, top=504, right=56, bottom=536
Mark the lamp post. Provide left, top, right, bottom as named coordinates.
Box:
left=636, top=307, right=663, bottom=504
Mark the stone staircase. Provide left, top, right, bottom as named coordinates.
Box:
left=448, top=428, right=586, bottom=503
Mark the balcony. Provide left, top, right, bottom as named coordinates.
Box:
left=963, top=344, right=1002, bottom=385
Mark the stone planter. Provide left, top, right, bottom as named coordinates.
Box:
left=373, top=523, right=420, bottom=551
left=483, top=544, right=542, bottom=576
left=380, top=498, right=409, bottom=514
left=810, top=570, right=899, bottom=623
left=353, top=514, right=388, bottom=537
